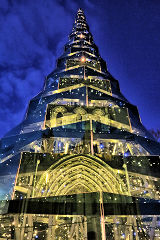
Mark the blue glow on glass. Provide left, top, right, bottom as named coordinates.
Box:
left=100, top=143, right=104, bottom=149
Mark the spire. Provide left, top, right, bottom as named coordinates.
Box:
left=66, top=9, right=98, bottom=59
left=71, top=8, right=89, bottom=34
left=69, top=9, right=93, bottom=45
left=46, top=9, right=107, bottom=89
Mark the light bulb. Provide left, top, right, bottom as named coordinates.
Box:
left=81, top=56, right=86, bottom=62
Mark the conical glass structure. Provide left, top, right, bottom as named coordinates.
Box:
left=0, top=9, right=160, bottom=240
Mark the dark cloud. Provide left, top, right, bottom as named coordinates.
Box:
left=0, top=0, right=76, bottom=137
left=0, top=0, right=160, bottom=138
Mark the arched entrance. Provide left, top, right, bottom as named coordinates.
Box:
left=34, top=154, right=127, bottom=197
left=32, top=155, right=128, bottom=239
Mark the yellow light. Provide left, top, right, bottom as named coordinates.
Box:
left=80, top=33, right=84, bottom=38
left=46, top=173, right=48, bottom=184
left=65, top=142, right=69, bottom=154
left=81, top=56, right=86, bottom=62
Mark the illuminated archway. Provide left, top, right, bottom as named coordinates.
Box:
left=74, top=107, right=87, bottom=115
left=34, top=154, right=127, bottom=197
left=51, top=106, right=67, bottom=117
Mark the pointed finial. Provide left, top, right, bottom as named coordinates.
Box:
left=77, top=8, right=85, bottom=15
left=78, top=8, right=83, bottom=12
left=71, top=9, right=89, bottom=35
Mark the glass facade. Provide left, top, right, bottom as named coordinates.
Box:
left=0, top=8, right=160, bottom=240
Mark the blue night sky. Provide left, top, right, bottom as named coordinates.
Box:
left=0, top=0, right=160, bottom=138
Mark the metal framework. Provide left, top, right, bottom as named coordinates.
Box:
left=0, top=8, right=160, bottom=240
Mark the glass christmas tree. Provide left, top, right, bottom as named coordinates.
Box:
left=0, top=8, right=160, bottom=240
